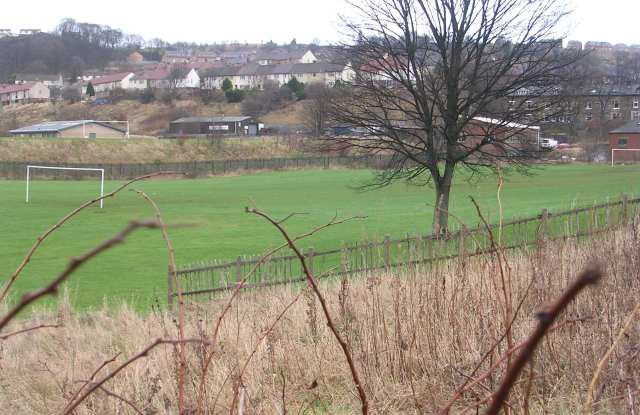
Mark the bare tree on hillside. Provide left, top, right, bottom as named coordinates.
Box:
left=328, top=0, right=582, bottom=235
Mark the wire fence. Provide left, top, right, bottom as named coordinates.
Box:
left=0, top=155, right=391, bottom=180
left=171, top=195, right=639, bottom=304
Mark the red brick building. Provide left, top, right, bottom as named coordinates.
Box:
left=609, top=121, right=640, bottom=162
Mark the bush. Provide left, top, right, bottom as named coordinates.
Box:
left=241, top=81, right=294, bottom=116
left=61, top=87, right=81, bottom=104
left=138, top=88, right=156, bottom=104
left=225, top=89, right=245, bottom=103
left=200, top=88, right=225, bottom=105
left=222, top=78, right=233, bottom=92
left=156, top=89, right=177, bottom=105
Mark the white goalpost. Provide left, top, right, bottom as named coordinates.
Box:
left=611, top=149, right=640, bottom=167
left=26, top=165, right=105, bottom=208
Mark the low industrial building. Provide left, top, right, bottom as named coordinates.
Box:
left=10, top=120, right=127, bottom=139
left=169, top=116, right=262, bottom=136
left=610, top=121, right=640, bottom=162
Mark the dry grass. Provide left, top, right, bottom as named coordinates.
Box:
left=0, top=98, right=305, bottom=137
left=1, top=222, right=639, bottom=414
left=0, top=135, right=310, bottom=164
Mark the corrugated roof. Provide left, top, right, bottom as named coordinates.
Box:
left=171, top=116, right=253, bottom=123
left=10, top=120, right=125, bottom=134
left=610, top=121, right=640, bottom=134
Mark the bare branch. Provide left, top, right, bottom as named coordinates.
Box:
left=485, top=265, right=603, bottom=414
left=248, top=207, right=369, bottom=414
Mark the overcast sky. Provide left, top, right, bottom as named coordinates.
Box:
left=1, top=0, right=638, bottom=46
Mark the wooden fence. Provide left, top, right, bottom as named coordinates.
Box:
left=171, top=195, right=640, bottom=304
left=0, top=155, right=391, bottom=180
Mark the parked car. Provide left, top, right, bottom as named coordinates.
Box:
left=91, top=97, right=111, bottom=105
left=540, top=138, right=558, bottom=150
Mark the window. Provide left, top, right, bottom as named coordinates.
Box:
left=634, top=99, right=639, bottom=109
left=585, top=101, right=592, bottom=110
left=585, top=113, right=592, bottom=121
left=526, top=100, right=534, bottom=109
left=508, top=100, right=515, bottom=109
left=613, top=100, right=620, bottom=109
left=633, top=111, right=640, bottom=121
left=612, top=111, right=621, bottom=120
left=618, top=138, right=628, bottom=147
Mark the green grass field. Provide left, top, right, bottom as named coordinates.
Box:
left=1, top=164, right=639, bottom=310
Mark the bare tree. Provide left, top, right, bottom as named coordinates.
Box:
left=303, top=83, right=344, bottom=137
left=328, top=0, right=581, bottom=235
left=168, top=65, right=189, bottom=89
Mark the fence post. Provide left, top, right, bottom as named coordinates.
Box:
left=459, top=225, right=468, bottom=259
left=236, top=256, right=243, bottom=283
left=384, top=235, right=391, bottom=269
left=167, top=265, right=174, bottom=308
left=538, top=209, right=549, bottom=245
left=622, top=194, right=629, bottom=224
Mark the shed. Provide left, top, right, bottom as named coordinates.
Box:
left=609, top=121, right=640, bottom=162
left=10, top=120, right=126, bottom=139
left=169, top=116, right=262, bottom=136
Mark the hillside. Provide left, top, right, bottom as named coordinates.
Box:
left=0, top=135, right=311, bottom=164
left=0, top=98, right=307, bottom=137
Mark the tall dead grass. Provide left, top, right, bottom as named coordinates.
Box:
left=1, top=223, right=639, bottom=413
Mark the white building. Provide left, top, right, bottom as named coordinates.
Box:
left=0, top=82, right=50, bottom=105
left=202, top=62, right=353, bottom=90
left=84, top=72, right=134, bottom=95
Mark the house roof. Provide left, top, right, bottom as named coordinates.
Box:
left=171, top=116, right=253, bottom=124
left=0, top=83, right=37, bottom=94
left=89, top=72, right=132, bottom=85
left=10, top=120, right=125, bottom=134
left=132, top=68, right=170, bottom=81
left=255, top=48, right=313, bottom=61
left=14, top=73, right=61, bottom=82
left=472, top=116, right=540, bottom=131
left=201, top=62, right=346, bottom=78
left=610, top=121, right=640, bottom=134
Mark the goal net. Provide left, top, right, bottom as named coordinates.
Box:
left=611, top=149, right=640, bottom=166
left=26, top=165, right=105, bottom=208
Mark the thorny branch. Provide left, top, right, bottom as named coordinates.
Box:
left=196, top=212, right=365, bottom=415
left=485, top=265, right=603, bottom=415
left=134, top=189, right=186, bottom=414
left=247, top=207, right=370, bottom=414
left=62, top=338, right=211, bottom=415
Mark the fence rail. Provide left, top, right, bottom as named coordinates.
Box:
left=0, top=155, right=391, bottom=180
left=171, top=195, right=640, bottom=304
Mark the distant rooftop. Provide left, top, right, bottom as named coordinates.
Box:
left=10, top=120, right=125, bottom=134
left=610, top=121, right=640, bottom=134
left=171, top=116, right=253, bottom=123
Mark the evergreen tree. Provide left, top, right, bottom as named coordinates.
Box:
left=86, top=81, right=95, bottom=97
left=221, top=78, right=233, bottom=92
left=286, top=77, right=305, bottom=100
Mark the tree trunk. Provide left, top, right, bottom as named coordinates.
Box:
left=432, top=165, right=454, bottom=237
left=432, top=182, right=451, bottom=237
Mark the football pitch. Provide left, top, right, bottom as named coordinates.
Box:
left=1, top=164, right=639, bottom=310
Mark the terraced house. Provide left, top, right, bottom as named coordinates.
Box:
left=0, top=82, right=50, bottom=105
left=201, top=62, right=353, bottom=90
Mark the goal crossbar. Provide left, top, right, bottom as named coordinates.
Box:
left=26, top=165, right=105, bottom=208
